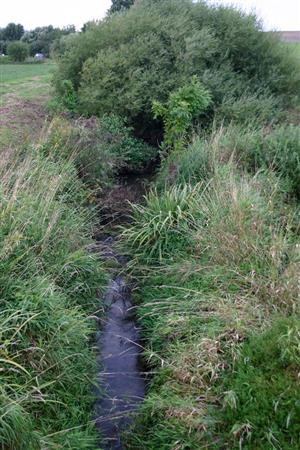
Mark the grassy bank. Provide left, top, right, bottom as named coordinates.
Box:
left=0, top=64, right=108, bottom=448
left=122, top=125, right=300, bottom=449
left=0, top=123, right=108, bottom=448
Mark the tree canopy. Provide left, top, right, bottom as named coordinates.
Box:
left=109, top=0, right=135, bottom=13
left=54, top=0, right=299, bottom=143
left=1, top=23, right=24, bottom=41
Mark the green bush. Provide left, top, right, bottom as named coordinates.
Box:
left=73, top=114, right=157, bottom=187
left=54, top=0, right=299, bottom=139
left=7, top=41, right=29, bottom=62
left=153, top=76, right=211, bottom=151
left=57, top=79, right=78, bottom=112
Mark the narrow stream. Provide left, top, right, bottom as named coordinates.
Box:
left=94, top=177, right=148, bottom=449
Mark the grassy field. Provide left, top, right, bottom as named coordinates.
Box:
left=0, top=63, right=55, bottom=149
left=0, top=62, right=54, bottom=84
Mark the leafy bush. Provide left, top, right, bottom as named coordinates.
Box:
left=43, top=115, right=156, bottom=189
left=72, top=114, right=157, bottom=188
left=54, top=0, right=299, bottom=139
left=93, top=114, right=157, bottom=172
left=57, top=79, right=78, bottom=112
left=7, top=41, right=29, bottom=62
left=153, top=76, right=211, bottom=151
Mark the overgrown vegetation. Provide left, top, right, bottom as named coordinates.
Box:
left=6, top=41, right=29, bottom=62
left=152, top=76, right=211, bottom=152
left=0, top=122, right=108, bottom=448
left=1, top=0, right=300, bottom=449
left=54, top=0, right=299, bottom=142
left=123, top=144, right=300, bottom=449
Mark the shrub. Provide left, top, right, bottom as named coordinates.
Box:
left=152, top=76, right=211, bottom=151
left=54, top=0, right=299, bottom=139
left=57, top=79, right=78, bottom=112
left=72, top=114, right=157, bottom=188
left=43, top=115, right=157, bottom=189
left=7, top=41, right=29, bottom=62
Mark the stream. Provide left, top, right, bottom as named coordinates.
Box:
left=94, top=177, right=148, bottom=449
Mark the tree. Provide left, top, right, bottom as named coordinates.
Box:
left=7, top=41, right=29, bottom=62
left=109, top=0, right=135, bottom=13
left=3, top=23, right=24, bottom=41
left=22, top=25, right=75, bottom=57
left=55, top=0, right=299, bottom=141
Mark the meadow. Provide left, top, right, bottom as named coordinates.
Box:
left=0, top=63, right=54, bottom=149
left=0, top=62, right=53, bottom=84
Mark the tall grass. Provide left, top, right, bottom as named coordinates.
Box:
left=0, top=126, right=105, bottom=449
left=123, top=144, right=300, bottom=448
left=156, top=123, right=300, bottom=199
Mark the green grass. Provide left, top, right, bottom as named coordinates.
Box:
left=0, top=63, right=55, bottom=149
left=0, top=63, right=54, bottom=101
left=0, top=121, right=105, bottom=449
left=0, top=62, right=54, bottom=84
left=122, top=129, right=300, bottom=449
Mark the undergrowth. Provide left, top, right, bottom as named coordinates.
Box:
left=0, top=124, right=105, bottom=449
left=122, top=132, right=300, bottom=449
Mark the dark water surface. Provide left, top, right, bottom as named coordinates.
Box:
left=95, top=237, right=145, bottom=449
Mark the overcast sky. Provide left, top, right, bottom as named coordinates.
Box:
left=0, top=0, right=299, bottom=31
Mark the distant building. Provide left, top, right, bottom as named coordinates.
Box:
left=34, top=53, right=45, bottom=61
left=277, top=31, right=300, bottom=43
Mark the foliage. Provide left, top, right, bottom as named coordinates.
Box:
left=54, top=0, right=299, bottom=140
left=40, top=115, right=156, bottom=189
left=0, top=124, right=105, bottom=448
left=216, top=317, right=300, bottom=449
left=123, top=164, right=299, bottom=449
left=22, top=25, right=76, bottom=57
left=109, top=0, right=135, bottom=13
left=122, top=184, right=202, bottom=260
left=56, top=79, right=78, bottom=112
left=153, top=76, right=211, bottom=151
left=0, top=23, right=24, bottom=41
left=7, top=41, right=29, bottom=62
left=50, top=32, right=78, bottom=58
left=73, top=114, right=157, bottom=187
left=156, top=124, right=300, bottom=199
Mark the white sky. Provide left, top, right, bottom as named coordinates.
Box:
left=0, top=0, right=299, bottom=31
